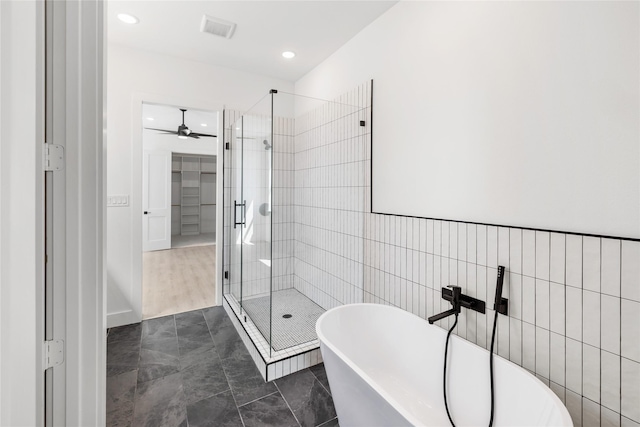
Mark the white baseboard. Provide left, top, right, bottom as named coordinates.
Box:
left=107, top=310, right=140, bottom=328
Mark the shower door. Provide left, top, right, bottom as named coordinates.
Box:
left=227, top=101, right=274, bottom=347
left=228, top=116, right=244, bottom=307
left=238, top=109, right=273, bottom=344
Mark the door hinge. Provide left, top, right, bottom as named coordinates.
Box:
left=44, top=144, right=65, bottom=171
left=44, top=339, right=64, bottom=369
left=224, top=271, right=229, bottom=280
left=225, top=142, right=230, bottom=150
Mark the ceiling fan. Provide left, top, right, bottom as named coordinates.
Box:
left=145, top=108, right=217, bottom=139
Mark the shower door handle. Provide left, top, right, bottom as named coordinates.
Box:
left=234, top=200, right=246, bottom=229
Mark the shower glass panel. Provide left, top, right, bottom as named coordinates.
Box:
left=228, top=115, right=244, bottom=308
left=227, top=94, right=274, bottom=347
left=224, top=87, right=367, bottom=361
left=239, top=95, right=274, bottom=347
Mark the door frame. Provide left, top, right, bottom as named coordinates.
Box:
left=123, top=94, right=224, bottom=326
left=0, top=0, right=105, bottom=425
left=0, top=1, right=46, bottom=425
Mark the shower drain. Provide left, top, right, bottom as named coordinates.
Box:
left=282, top=314, right=292, bottom=319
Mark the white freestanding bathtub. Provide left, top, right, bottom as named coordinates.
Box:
left=316, top=304, right=572, bottom=427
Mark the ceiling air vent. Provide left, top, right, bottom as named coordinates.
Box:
left=200, top=15, right=236, bottom=39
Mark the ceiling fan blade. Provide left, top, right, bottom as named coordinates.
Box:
left=145, top=127, right=178, bottom=134
left=187, top=134, right=200, bottom=139
left=190, top=132, right=217, bottom=138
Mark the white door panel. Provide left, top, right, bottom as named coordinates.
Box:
left=143, top=150, right=171, bottom=251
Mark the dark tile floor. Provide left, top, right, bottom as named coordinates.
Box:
left=106, top=306, right=339, bottom=427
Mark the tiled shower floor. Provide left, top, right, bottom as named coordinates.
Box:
left=241, top=289, right=326, bottom=351
left=106, top=306, right=338, bottom=427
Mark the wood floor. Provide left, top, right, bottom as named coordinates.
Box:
left=142, top=245, right=216, bottom=320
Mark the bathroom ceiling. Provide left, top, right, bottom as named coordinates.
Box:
left=107, top=1, right=397, bottom=82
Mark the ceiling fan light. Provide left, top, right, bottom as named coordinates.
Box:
left=178, top=135, right=188, bottom=140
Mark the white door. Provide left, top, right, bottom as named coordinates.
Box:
left=143, top=150, right=172, bottom=251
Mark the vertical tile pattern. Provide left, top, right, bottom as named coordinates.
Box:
left=363, top=209, right=638, bottom=424
left=225, top=83, right=639, bottom=426
left=621, top=299, right=640, bottom=362
left=621, top=241, right=640, bottom=302
left=293, top=82, right=370, bottom=310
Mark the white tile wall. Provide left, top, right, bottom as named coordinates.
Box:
left=292, top=82, right=371, bottom=310
left=364, top=216, right=640, bottom=425
left=364, top=214, right=640, bottom=425
left=225, top=83, right=640, bottom=426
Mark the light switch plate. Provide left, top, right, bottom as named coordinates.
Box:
left=107, top=195, right=129, bottom=207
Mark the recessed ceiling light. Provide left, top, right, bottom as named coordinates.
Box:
left=118, top=13, right=139, bottom=24
left=282, top=51, right=296, bottom=59
left=201, top=123, right=208, bottom=127
left=146, top=117, right=154, bottom=121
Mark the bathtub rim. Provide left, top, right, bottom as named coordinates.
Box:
left=316, top=303, right=573, bottom=427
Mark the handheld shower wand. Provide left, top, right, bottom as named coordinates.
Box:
left=488, top=265, right=508, bottom=427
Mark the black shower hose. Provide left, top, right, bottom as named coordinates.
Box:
left=442, top=309, right=499, bottom=427
left=442, top=313, right=459, bottom=427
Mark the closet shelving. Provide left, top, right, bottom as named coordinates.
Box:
left=171, top=154, right=216, bottom=236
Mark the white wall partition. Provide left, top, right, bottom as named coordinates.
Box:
left=296, top=1, right=640, bottom=239
left=106, top=44, right=294, bottom=327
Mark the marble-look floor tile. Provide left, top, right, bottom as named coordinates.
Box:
left=181, top=359, right=230, bottom=404
left=309, top=364, right=331, bottom=394
left=106, top=369, right=137, bottom=427
left=108, top=306, right=337, bottom=427
left=108, top=323, right=142, bottom=344
left=133, top=372, right=187, bottom=427
left=276, top=369, right=336, bottom=427
left=140, top=335, right=179, bottom=357
left=211, top=325, right=250, bottom=360
left=177, top=321, right=211, bottom=340
left=186, top=390, right=243, bottom=427
left=177, top=323, right=214, bottom=353
left=179, top=343, right=218, bottom=371
left=137, top=347, right=180, bottom=384
left=222, top=353, right=277, bottom=406
left=107, top=340, right=140, bottom=377
left=175, top=309, right=207, bottom=327
left=142, top=316, right=177, bottom=342
left=203, top=306, right=229, bottom=328
left=239, top=393, right=299, bottom=427
left=317, top=418, right=339, bottom=427
left=107, top=363, right=139, bottom=378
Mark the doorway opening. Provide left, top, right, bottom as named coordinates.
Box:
left=141, top=102, right=219, bottom=320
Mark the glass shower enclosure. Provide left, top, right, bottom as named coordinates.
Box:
left=223, top=87, right=367, bottom=369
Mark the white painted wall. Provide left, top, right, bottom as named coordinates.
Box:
left=107, top=44, right=294, bottom=326
left=296, top=1, right=640, bottom=239
left=0, top=1, right=44, bottom=425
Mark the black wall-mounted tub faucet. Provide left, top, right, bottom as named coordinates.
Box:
left=428, top=285, right=486, bottom=324
left=428, top=286, right=461, bottom=324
